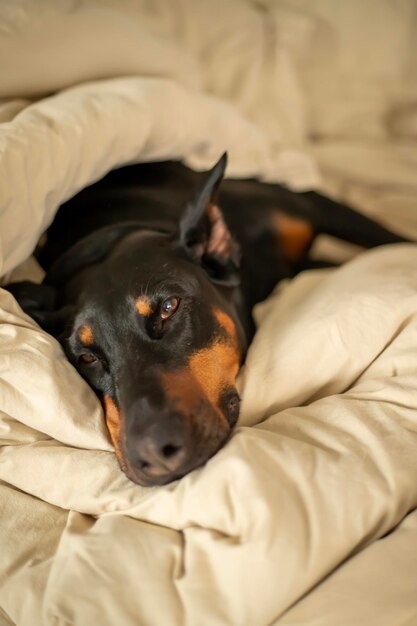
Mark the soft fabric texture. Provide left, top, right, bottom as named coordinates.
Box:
left=2, top=247, right=417, bottom=626
left=1, top=1, right=417, bottom=625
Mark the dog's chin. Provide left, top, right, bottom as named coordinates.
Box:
left=122, top=455, right=212, bottom=487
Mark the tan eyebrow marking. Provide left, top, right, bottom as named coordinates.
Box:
left=79, top=324, right=94, bottom=345
left=135, top=296, right=153, bottom=317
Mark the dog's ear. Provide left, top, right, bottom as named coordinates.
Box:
left=179, top=152, right=240, bottom=286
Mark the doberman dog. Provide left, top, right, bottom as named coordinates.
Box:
left=6, top=153, right=408, bottom=486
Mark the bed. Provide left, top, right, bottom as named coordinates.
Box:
left=1, top=2, right=417, bottom=624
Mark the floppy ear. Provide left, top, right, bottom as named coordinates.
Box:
left=179, top=152, right=240, bottom=286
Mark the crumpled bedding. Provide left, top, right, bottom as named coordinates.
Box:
left=1, top=1, right=417, bottom=625
left=2, top=247, right=417, bottom=626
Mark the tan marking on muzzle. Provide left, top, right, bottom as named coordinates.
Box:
left=103, top=395, right=127, bottom=471
left=273, top=212, right=314, bottom=263
left=189, top=342, right=240, bottom=410
left=189, top=309, right=240, bottom=409
left=79, top=324, right=94, bottom=345
left=163, top=309, right=241, bottom=428
left=135, top=296, right=153, bottom=317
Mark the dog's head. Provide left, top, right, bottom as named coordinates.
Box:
left=42, top=154, right=247, bottom=485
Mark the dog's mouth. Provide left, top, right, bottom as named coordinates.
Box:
left=103, top=393, right=238, bottom=487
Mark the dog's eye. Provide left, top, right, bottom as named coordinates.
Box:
left=78, top=353, right=97, bottom=365
left=160, top=296, right=180, bottom=320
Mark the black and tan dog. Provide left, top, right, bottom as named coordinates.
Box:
left=7, top=153, right=407, bottom=486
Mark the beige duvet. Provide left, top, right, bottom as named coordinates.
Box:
left=1, top=2, right=417, bottom=625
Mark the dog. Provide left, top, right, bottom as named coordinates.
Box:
left=6, top=153, right=408, bottom=486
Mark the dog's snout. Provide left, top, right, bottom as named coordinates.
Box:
left=120, top=384, right=234, bottom=485
left=129, top=416, right=188, bottom=479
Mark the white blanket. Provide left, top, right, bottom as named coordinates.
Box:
left=1, top=2, right=417, bottom=625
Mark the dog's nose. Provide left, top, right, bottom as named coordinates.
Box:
left=133, top=420, right=188, bottom=478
